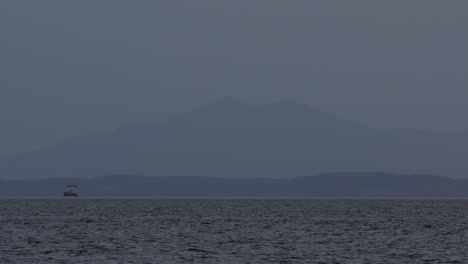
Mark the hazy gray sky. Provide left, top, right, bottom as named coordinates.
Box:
left=1, top=0, right=467, bottom=158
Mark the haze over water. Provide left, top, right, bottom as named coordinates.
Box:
left=2, top=1, right=468, bottom=263
left=1, top=198, right=467, bottom=263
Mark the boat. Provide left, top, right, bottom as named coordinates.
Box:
left=63, top=184, right=79, bottom=197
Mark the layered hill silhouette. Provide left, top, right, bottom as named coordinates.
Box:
left=0, top=97, right=467, bottom=179
left=1, top=173, right=467, bottom=197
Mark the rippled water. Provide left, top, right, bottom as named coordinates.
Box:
left=0, top=198, right=467, bottom=263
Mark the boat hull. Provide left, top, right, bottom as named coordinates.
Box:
left=63, top=193, right=79, bottom=197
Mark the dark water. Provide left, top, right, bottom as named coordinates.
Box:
left=0, top=199, right=467, bottom=263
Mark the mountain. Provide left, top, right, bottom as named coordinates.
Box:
left=1, top=173, right=467, bottom=197
left=0, top=97, right=467, bottom=179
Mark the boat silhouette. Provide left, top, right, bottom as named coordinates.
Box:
left=63, top=184, right=79, bottom=197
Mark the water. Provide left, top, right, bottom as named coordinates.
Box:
left=0, top=199, right=467, bottom=263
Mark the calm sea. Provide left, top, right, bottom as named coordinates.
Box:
left=0, top=198, right=467, bottom=263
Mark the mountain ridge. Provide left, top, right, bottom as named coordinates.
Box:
left=0, top=98, right=467, bottom=179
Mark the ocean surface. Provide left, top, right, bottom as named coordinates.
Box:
left=0, top=198, right=467, bottom=264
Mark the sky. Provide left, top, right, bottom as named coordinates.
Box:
left=1, top=0, right=467, bottom=158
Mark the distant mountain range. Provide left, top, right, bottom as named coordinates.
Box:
left=1, top=172, right=467, bottom=197
left=0, top=97, right=467, bottom=180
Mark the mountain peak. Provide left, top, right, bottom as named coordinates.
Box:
left=258, top=99, right=322, bottom=115
left=208, top=96, right=249, bottom=107
left=265, top=99, right=314, bottom=108
left=192, top=96, right=251, bottom=114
